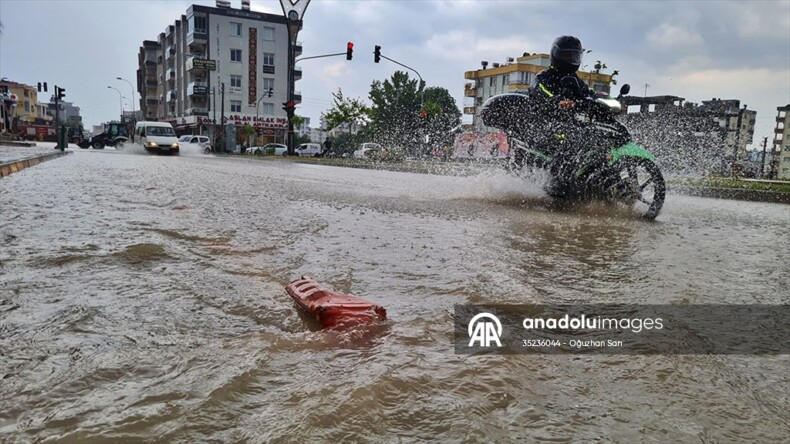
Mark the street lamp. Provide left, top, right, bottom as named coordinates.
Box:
left=279, top=0, right=311, bottom=155
left=107, top=86, right=122, bottom=121
left=116, top=76, right=136, bottom=119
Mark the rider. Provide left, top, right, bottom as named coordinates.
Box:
left=529, top=35, right=596, bottom=195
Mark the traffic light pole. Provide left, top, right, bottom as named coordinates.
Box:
left=55, top=92, right=60, bottom=150
left=294, top=52, right=345, bottom=63
left=286, top=38, right=296, bottom=156
left=378, top=54, right=424, bottom=97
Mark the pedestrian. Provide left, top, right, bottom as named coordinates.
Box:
left=322, top=137, right=333, bottom=157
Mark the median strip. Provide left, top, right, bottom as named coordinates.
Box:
left=0, top=151, right=72, bottom=178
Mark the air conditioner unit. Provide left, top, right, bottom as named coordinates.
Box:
left=216, top=0, right=230, bottom=8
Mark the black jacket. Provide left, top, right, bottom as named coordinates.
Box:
left=530, top=67, right=593, bottom=103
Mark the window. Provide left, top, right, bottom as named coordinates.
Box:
left=231, top=100, right=241, bottom=112
left=263, top=26, right=275, bottom=41
left=262, top=103, right=274, bottom=115
left=262, top=78, right=274, bottom=92
left=489, top=77, right=495, bottom=87
left=231, top=49, right=242, bottom=62
left=263, top=53, right=274, bottom=66
left=502, top=75, right=509, bottom=86
left=191, top=15, right=207, bottom=34
left=230, top=22, right=242, bottom=36
left=230, top=75, right=242, bottom=88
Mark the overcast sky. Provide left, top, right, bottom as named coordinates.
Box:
left=2, top=0, right=788, bottom=149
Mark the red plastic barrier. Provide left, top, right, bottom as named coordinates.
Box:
left=286, top=276, right=387, bottom=330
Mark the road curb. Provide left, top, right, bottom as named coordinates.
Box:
left=0, top=140, right=38, bottom=147
left=670, top=186, right=790, bottom=205
left=0, top=151, right=72, bottom=178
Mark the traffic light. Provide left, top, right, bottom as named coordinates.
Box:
left=266, top=87, right=273, bottom=97
left=56, top=86, right=66, bottom=101
left=346, top=42, right=353, bottom=61
left=282, top=100, right=295, bottom=115
left=374, top=45, right=381, bottom=63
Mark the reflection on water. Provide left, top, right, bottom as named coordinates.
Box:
left=0, top=151, right=787, bottom=441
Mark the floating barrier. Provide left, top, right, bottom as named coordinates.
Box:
left=286, top=276, right=386, bottom=330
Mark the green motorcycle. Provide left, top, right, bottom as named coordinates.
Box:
left=481, top=83, right=665, bottom=220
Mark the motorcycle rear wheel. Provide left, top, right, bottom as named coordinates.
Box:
left=606, top=158, right=665, bottom=220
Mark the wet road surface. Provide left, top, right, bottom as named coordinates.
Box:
left=1, top=147, right=788, bottom=442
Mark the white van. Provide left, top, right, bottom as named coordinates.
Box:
left=134, top=121, right=180, bottom=154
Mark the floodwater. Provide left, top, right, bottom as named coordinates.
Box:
left=1, top=149, right=788, bottom=442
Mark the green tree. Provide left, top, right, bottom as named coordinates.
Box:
left=368, top=71, right=424, bottom=155
left=420, top=87, right=461, bottom=151
left=321, top=88, right=370, bottom=134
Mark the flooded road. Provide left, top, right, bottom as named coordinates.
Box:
left=1, top=149, right=788, bottom=442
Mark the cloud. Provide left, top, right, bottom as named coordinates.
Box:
left=645, top=23, right=705, bottom=55
left=323, top=62, right=349, bottom=79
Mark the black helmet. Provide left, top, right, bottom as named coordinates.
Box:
left=550, top=36, right=584, bottom=74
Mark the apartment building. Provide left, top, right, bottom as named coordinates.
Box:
left=136, top=0, right=301, bottom=142
left=774, top=104, right=790, bottom=179
left=463, top=53, right=614, bottom=130
left=700, top=99, right=756, bottom=160
left=0, top=80, right=39, bottom=131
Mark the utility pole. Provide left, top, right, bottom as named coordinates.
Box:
left=759, top=136, right=768, bottom=178
left=643, top=83, right=650, bottom=97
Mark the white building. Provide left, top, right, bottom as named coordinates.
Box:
left=774, top=104, right=790, bottom=179
left=136, top=0, right=301, bottom=144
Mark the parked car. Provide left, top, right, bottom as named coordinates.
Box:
left=353, top=143, right=383, bottom=159
left=246, top=143, right=286, bottom=155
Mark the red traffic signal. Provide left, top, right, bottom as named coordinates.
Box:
left=346, top=42, right=353, bottom=61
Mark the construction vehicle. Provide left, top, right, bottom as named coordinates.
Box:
left=88, top=122, right=130, bottom=149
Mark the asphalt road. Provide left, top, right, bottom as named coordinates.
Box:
left=1, top=148, right=787, bottom=442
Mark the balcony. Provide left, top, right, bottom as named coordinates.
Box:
left=145, top=79, right=158, bottom=87
left=188, top=82, right=208, bottom=96
left=146, top=99, right=159, bottom=106
left=464, top=83, right=477, bottom=97
left=187, top=31, right=208, bottom=50
left=294, top=66, right=302, bottom=81
left=463, top=106, right=476, bottom=114
left=294, top=42, right=303, bottom=57
left=167, top=91, right=176, bottom=102
left=293, top=91, right=302, bottom=103
left=186, top=107, right=208, bottom=116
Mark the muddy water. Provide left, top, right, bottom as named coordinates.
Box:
left=1, top=150, right=788, bottom=442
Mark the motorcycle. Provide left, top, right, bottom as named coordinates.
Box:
left=481, top=81, right=665, bottom=220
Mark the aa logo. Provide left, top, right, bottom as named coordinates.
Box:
left=468, top=313, right=502, bottom=347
